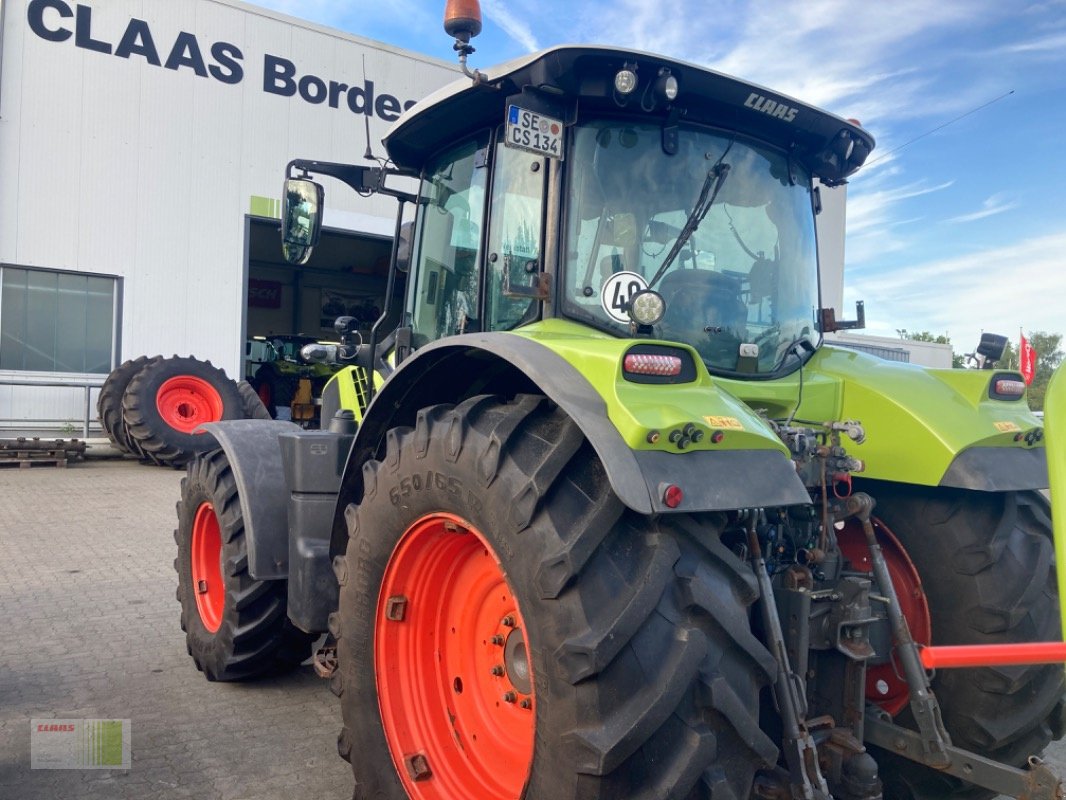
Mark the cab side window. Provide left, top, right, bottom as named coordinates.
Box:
left=484, top=141, right=546, bottom=332
left=409, top=135, right=489, bottom=346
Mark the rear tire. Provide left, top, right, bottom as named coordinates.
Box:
left=334, top=395, right=777, bottom=799
left=175, top=449, right=315, bottom=681
left=124, top=356, right=243, bottom=466
left=237, top=380, right=272, bottom=420
left=863, top=484, right=1066, bottom=800
left=96, top=355, right=160, bottom=456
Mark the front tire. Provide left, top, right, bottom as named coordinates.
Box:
left=334, top=395, right=778, bottom=799
left=862, top=483, right=1065, bottom=799
left=175, top=449, right=315, bottom=681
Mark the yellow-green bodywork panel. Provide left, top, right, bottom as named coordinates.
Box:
left=327, top=365, right=385, bottom=423
left=514, top=319, right=789, bottom=456
left=720, top=344, right=1044, bottom=485
left=1045, top=365, right=1066, bottom=635
left=329, top=321, right=1044, bottom=490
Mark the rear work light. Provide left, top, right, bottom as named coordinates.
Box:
left=624, top=353, right=682, bottom=377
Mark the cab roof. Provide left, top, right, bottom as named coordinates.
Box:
left=383, top=45, right=874, bottom=185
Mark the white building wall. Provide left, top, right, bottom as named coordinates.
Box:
left=0, top=0, right=457, bottom=430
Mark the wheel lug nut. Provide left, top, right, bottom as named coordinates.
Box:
left=520, top=698, right=532, bottom=709
left=491, top=665, right=504, bottom=676
left=491, top=635, right=505, bottom=646
left=502, top=691, right=517, bottom=703
left=502, top=615, right=516, bottom=627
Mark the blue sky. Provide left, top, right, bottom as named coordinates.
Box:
left=251, top=0, right=1066, bottom=353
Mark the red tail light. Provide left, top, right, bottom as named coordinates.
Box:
left=624, top=354, right=682, bottom=377
left=993, top=379, right=1025, bottom=397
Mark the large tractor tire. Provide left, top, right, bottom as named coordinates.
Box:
left=860, top=483, right=1065, bottom=800
left=333, top=395, right=777, bottom=800
left=96, top=355, right=160, bottom=456
left=175, top=448, right=316, bottom=681
left=237, top=380, right=272, bottom=421
left=123, top=356, right=243, bottom=467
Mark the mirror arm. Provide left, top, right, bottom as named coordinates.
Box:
left=361, top=196, right=409, bottom=406
left=286, top=159, right=418, bottom=203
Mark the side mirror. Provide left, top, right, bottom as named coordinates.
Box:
left=281, top=178, right=324, bottom=265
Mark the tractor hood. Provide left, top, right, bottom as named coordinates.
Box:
left=383, top=45, right=874, bottom=186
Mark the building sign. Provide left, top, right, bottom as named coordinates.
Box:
left=248, top=279, right=282, bottom=309
left=25, top=0, right=421, bottom=121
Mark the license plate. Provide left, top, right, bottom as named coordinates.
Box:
left=505, top=105, right=564, bottom=160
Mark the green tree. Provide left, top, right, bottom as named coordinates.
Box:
left=999, top=338, right=1018, bottom=370
left=1024, top=331, right=1064, bottom=411
left=896, top=329, right=966, bottom=368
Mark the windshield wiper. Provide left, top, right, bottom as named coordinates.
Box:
left=647, top=160, right=731, bottom=289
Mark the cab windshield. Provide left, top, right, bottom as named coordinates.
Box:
left=561, top=120, right=820, bottom=375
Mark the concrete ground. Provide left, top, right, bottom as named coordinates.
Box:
left=0, top=456, right=1062, bottom=799
left=0, top=457, right=350, bottom=800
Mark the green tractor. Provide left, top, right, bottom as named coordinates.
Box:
left=174, top=5, right=1065, bottom=799
left=246, top=334, right=345, bottom=424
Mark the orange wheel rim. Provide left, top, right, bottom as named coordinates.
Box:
left=375, top=512, right=535, bottom=799
left=837, top=516, right=931, bottom=716
left=191, top=502, right=225, bottom=633
left=156, top=376, right=223, bottom=433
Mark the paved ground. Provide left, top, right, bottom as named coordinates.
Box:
left=0, top=457, right=350, bottom=800
left=0, top=456, right=1063, bottom=799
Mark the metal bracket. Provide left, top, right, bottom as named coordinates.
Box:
left=501, top=259, right=551, bottom=300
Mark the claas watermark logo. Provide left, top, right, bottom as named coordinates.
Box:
left=31, top=719, right=130, bottom=769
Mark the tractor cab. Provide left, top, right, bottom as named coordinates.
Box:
left=282, top=43, right=872, bottom=383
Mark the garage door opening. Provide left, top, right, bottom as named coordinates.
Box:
left=242, top=216, right=397, bottom=424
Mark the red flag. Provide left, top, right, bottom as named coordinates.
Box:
left=1020, top=332, right=1037, bottom=386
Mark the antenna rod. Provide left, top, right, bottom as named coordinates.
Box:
left=867, top=89, right=1014, bottom=165
left=362, top=54, right=374, bottom=160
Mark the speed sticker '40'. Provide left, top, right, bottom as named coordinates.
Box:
left=506, top=105, right=564, bottom=160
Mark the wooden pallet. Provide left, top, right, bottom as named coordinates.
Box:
left=0, top=438, right=85, bottom=468
left=0, top=453, right=68, bottom=469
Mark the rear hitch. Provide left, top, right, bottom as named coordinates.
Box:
left=864, top=713, right=1064, bottom=800
left=843, top=491, right=1066, bottom=799
left=746, top=512, right=833, bottom=800
left=313, top=639, right=338, bottom=679
left=841, top=493, right=952, bottom=768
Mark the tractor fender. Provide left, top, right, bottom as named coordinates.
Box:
left=200, top=419, right=303, bottom=580
left=329, top=333, right=810, bottom=558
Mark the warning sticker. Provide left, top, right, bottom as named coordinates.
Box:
left=704, top=416, right=744, bottom=430
left=600, top=271, right=648, bottom=324
left=993, top=421, right=1021, bottom=433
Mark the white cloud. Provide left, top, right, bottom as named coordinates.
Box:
left=844, top=231, right=1066, bottom=347
left=481, top=1, right=540, bottom=52
left=999, top=32, right=1066, bottom=54
left=844, top=178, right=953, bottom=264
left=944, top=193, right=1019, bottom=224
